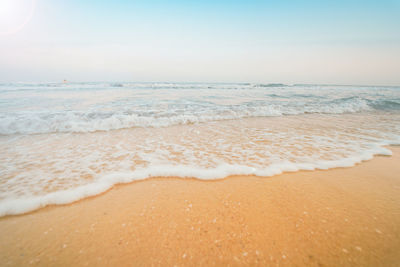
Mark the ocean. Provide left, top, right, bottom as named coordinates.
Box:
left=1, top=82, right=399, bottom=216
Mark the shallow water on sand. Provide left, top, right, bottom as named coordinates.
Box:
left=0, top=82, right=399, bottom=215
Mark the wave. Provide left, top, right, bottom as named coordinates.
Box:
left=1, top=83, right=400, bottom=217
left=0, top=144, right=395, bottom=217
left=370, top=100, right=400, bottom=110
left=109, top=83, right=124, bottom=87
left=1, top=98, right=399, bottom=135
left=254, top=83, right=288, bottom=87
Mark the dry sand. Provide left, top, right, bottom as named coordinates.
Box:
left=1, top=147, right=400, bottom=266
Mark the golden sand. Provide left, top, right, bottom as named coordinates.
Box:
left=1, top=148, right=400, bottom=266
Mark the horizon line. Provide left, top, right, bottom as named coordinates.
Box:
left=1, top=80, right=399, bottom=88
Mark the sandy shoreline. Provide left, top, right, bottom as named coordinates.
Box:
left=1, top=148, right=400, bottom=266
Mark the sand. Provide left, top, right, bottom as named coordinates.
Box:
left=1, top=147, right=400, bottom=266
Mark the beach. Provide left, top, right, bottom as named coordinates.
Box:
left=1, top=147, right=399, bottom=266
left=1, top=82, right=400, bottom=266
left=2, top=0, right=400, bottom=265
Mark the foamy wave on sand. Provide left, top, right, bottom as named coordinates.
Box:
left=0, top=144, right=395, bottom=217
left=1, top=82, right=400, bottom=216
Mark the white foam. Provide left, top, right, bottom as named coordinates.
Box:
left=1, top=82, right=400, bottom=216
left=0, top=143, right=397, bottom=217
left=0, top=83, right=399, bottom=135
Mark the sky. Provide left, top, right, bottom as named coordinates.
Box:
left=0, top=0, right=399, bottom=85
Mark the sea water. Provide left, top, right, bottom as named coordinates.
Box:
left=1, top=82, right=399, bottom=216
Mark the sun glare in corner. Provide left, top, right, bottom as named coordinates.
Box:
left=0, top=0, right=36, bottom=35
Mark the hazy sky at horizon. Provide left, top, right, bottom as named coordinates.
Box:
left=0, top=0, right=399, bottom=85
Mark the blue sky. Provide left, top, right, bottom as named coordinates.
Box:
left=0, top=0, right=399, bottom=84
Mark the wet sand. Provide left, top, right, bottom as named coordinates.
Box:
left=1, top=148, right=400, bottom=266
